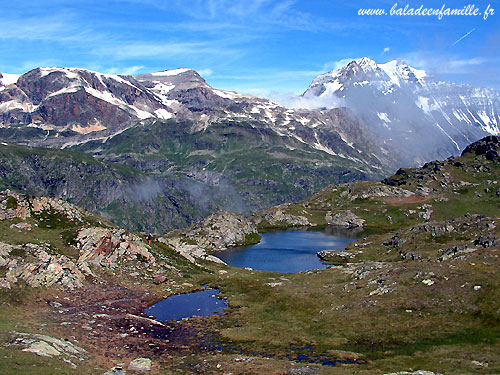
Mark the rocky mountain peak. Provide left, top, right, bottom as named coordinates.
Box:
left=302, top=57, right=499, bottom=166
left=136, top=68, right=209, bottom=90
left=352, top=57, right=378, bottom=71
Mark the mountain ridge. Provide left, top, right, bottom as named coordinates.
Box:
left=1, top=59, right=499, bottom=233
left=303, top=57, right=500, bottom=165
left=2, top=58, right=498, bottom=169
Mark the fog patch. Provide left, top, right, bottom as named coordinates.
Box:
left=127, top=178, right=163, bottom=202
left=268, top=91, right=346, bottom=110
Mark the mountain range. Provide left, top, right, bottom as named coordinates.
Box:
left=0, top=58, right=498, bottom=232
left=303, top=57, right=500, bottom=165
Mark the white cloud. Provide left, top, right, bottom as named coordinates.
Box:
left=93, top=41, right=242, bottom=61
left=382, top=47, right=390, bottom=54
left=447, top=58, right=485, bottom=70
left=402, top=52, right=488, bottom=74
left=322, top=58, right=359, bottom=72
left=197, top=68, right=213, bottom=77
left=0, top=12, right=102, bottom=44
left=259, top=90, right=346, bottom=110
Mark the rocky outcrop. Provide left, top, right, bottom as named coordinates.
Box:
left=341, top=183, right=415, bottom=201
left=0, top=189, right=83, bottom=222
left=0, top=242, right=89, bottom=289
left=158, top=237, right=225, bottom=264
left=76, top=227, right=155, bottom=267
left=161, top=210, right=259, bottom=263
left=317, top=249, right=361, bottom=264
left=461, top=135, right=500, bottom=162
left=9, top=332, right=86, bottom=362
left=325, top=210, right=365, bottom=228
left=253, top=203, right=313, bottom=228
left=182, top=211, right=258, bottom=251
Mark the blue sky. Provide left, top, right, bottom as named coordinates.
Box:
left=1, top=0, right=499, bottom=95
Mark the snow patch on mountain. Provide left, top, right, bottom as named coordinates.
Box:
left=377, top=112, right=391, bottom=123
left=0, top=73, right=20, bottom=86
left=0, top=100, right=24, bottom=112
left=213, top=89, right=243, bottom=100
left=39, top=67, right=79, bottom=79
left=154, top=108, right=173, bottom=120
left=46, top=87, right=81, bottom=98
left=150, top=68, right=190, bottom=77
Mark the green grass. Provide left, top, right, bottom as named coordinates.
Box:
left=5, top=196, right=17, bottom=209
left=236, top=233, right=262, bottom=246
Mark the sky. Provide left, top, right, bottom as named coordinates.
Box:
left=1, top=0, right=499, bottom=97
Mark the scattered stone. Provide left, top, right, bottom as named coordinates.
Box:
left=128, top=357, right=152, bottom=371
left=0, top=279, right=10, bottom=288
left=474, top=285, right=482, bottom=291
left=383, top=235, right=403, bottom=248
left=287, top=365, right=319, bottom=375
left=369, top=285, right=393, bottom=296
left=325, top=210, right=365, bottom=228
left=10, top=332, right=86, bottom=359
left=9, top=222, right=32, bottom=232
left=104, top=366, right=127, bottom=375
left=385, top=371, right=442, bottom=375
left=474, top=236, right=499, bottom=248
left=417, top=204, right=433, bottom=221
left=317, top=249, right=360, bottom=264
left=267, top=282, right=283, bottom=287
left=471, top=360, right=488, bottom=367
left=345, top=183, right=414, bottom=200
left=234, top=357, right=255, bottom=362
left=153, top=275, right=167, bottom=284
left=422, top=279, right=435, bottom=286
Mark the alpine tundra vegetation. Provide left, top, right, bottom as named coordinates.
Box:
left=0, top=135, right=498, bottom=374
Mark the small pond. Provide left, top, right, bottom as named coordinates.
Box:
left=216, top=227, right=363, bottom=273
left=145, top=288, right=228, bottom=322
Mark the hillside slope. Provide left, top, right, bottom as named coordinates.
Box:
left=0, top=136, right=498, bottom=374
left=0, top=142, right=239, bottom=233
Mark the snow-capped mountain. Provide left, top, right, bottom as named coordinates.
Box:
left=303, top=57, right=500, bottom=165
left=0, top=67, right=176, bottom=132
left=0, top=59, right=498, bottom=170
left=0, top=66, right=384, bottom=172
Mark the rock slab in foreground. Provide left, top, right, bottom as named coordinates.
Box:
left=128, top=357, right=152, bottom=371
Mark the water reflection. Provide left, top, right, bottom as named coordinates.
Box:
left=216, top=227, right=362, bottom=273
left=145, top=289, right=228, bottom=322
